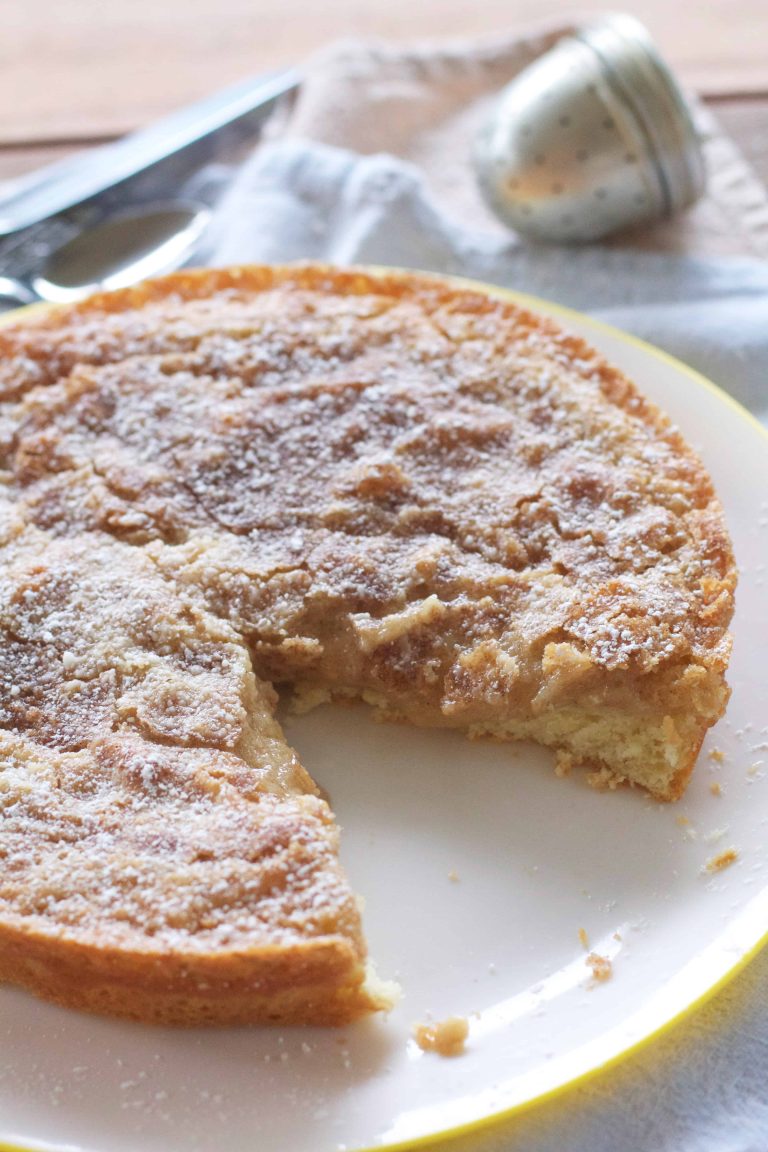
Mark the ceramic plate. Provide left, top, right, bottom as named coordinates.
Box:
left=0, top=282, right=767, bottom=1152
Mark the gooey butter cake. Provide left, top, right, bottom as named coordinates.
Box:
left=0, top=266, right=734, bottom=1023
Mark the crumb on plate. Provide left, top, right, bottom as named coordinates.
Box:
left=586, top=952, right=613, bottom=983
left=578, top=927, right=589, bottom=950
left=413, top=1016, right=469, bottom=1057
left=586, top=766, right=621, bottom=792
left=555, top=750, right=573, bottom=778
left=704, top=848, right=739, bottom=873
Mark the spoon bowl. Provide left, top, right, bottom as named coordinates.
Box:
left=0, top=200, right=210, bottom=311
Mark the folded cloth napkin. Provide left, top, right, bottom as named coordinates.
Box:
left=211, top=137, right=768, bottom=425
left=209, top=27, right=768, bottom=427
left=208, top=26, right=768, bottom=1152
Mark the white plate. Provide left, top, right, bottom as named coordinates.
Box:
left=1, top=284, right=767, bottom=1152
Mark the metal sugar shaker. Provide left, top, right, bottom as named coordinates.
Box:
left=474, top=14, right=706, bottom=243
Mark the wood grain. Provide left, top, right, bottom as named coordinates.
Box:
left=1, top=0, right=765, bottom=262
left=2, top=0, right=768, bottom=143
left=0, top=146, right=89, bottom=182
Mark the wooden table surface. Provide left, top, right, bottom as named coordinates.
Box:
left=2, top=0, right=767, bottom=240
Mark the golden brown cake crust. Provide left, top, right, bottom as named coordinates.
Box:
left=0, top=530, right=379, bottom=1025
left=0, top=264, right=736, bottom=1023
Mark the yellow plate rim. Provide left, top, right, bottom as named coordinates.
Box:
left=0, top=268, right=766, bottom=1152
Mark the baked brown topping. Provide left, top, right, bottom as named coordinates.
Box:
left=0, top=265, right=735, bottom=1023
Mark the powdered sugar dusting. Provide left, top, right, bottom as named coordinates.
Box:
left=0, top=266, right=735, bottom=1003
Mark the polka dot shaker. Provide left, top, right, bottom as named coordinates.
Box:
left=474, top=14, right=705, bottom=243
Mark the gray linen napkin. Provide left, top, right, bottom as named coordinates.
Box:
left=210, top=137, right=768, bottom=426
left=209, top=26, right=768, bottom=427
left=207, top=28, right=768, bottom=1152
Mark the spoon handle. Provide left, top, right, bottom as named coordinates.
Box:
left=0, top=69, right=299, bottom=236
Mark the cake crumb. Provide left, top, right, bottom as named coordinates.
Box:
left=288, top=684, right=331, bottom=715
left=554, top=750, right=573, bottom=778
left=612, top=931, right=622, bottom=942
left=447, top=870, right=460, bottom=883
left=708, top=748, right=725, bottom=764
left=748, top=761, right=764, bottom=777
left=578, top=927, right=589, bottom=950
left=675, top=815, right=690, bottom=827
left=704, top=848, right=738, bottom=873
left=413, top=1017, right=469, bottom=1057
left=586, top=766, right=622, bottom=792
left=709, top=781, right=722, bottom=797
left=586, top=953, right=613, bottom=983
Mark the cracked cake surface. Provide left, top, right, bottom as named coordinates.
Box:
left=0, top=264, right=735, bottom=1024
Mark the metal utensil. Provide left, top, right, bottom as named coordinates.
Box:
left=474, top=14, right=705, bottom=243
left=0, top=201, right=211, bottom=309
left=0, top=70, right=299, bottom=237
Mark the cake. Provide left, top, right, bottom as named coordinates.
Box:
left=0, top=265, right=735, bottom=1024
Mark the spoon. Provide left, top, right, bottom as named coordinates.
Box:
left=0, top=200, right=210, bottom=311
